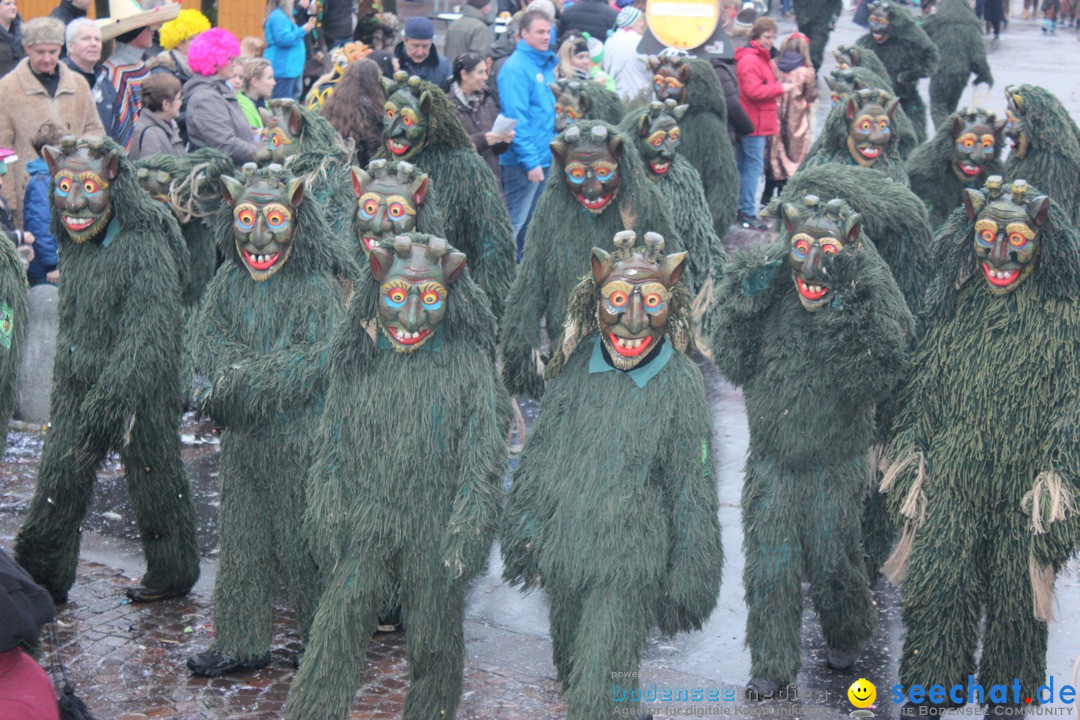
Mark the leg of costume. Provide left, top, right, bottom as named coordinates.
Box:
left=14, top=386, right=108, bottom=600
left=119, top=405, right=199, bottom=595
left=561, top=585, right=650, bottom=720
left=929, top=74, right=967, bottom=131
left=400, top=546, right=466, bottom=720
left=901, top=91, right=929, bottom=144
left=548, top=583, right=585, bottom=689
left=803, top=18, right=832, bottom=71
left=272, top=447, right=321, bottom=643
left=742, top=456, right=805, bottom=683
left=898, top=484, right=981, bottom=691
left=284, top=552, right=386, bottom=720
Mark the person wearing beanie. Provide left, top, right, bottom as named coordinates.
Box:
left=393, top=16, right=451, bottom=90
left=445, top=0, right=496, bottom=65
left=0, top=16, right=104, bottom=226
left=602, top=6, right=649, bottom=102
left=264, top=0, right=316, bottom=101
left=184, top=28, right=258, bottom=165
left=558, top=0, right=617, bottom=46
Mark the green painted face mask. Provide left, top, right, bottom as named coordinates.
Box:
left=964, top=177, right=1048, bottom=297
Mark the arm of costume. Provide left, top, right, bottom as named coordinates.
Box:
left=22, top=181, right=57, bottom=272
left=0, top=237, right=28, bottom=436
left=266, top=10, right=307, bottom=48
left=708, top=245, right=784, bottom=386
left=186, top=93, right=258, bottom=165
left=440, top=358, right=506, bottom=582
left=881, top=361, right=939, bottom=522
left=499, top=225, right=548, bottom=398
left=657, top=369, right=723, bottom=635
left=971, top=52, right=993, bottom=86
left=497, top=63, right=542, bottom=171
left=501, top=435, right=545, bottom=589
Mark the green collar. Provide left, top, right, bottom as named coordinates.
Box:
left=101, top=217, right=121, bottom=248
left=588, top=333, right=673, bottom=388
left=377, top=325, right=445, bottom=353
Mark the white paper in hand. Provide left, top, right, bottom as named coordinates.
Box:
left=491, top=114, right=518, bottom=135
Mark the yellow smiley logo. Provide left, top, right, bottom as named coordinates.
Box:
left=848, top=678, right=876, bottom=709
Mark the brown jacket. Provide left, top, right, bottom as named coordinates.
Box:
left=0, top=58, right=105, bottom=226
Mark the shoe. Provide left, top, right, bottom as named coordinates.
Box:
left=292, top=649, right=305, bottom=669
left=125, top=585, right=189, bottom=603
left=826, top=646, right=862, bottom=671
left=187, top=650, right=271, bottom=677
left=745, top=677, right=789, bottom=700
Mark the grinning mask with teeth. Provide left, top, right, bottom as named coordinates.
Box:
left=964, top=176, right=1047, bottom=296
left=845, top=89, right=899, bottom=167
left=256, top=99, right=304, bottom=165
left=221, top=164, right=303, bottom=282
left=950, top=108, right=1003, bottom=182
left=370, top=235, right=466, bottom=352
left=1004, top=87, right=1029, bottom=160
left=591, top=230, right=686, bottom=370
left=43, top=136, right=118, bottom=244
left=648, top=57, right=689, bottom=104
left=383, top=73, right=431, bottom=162
left=352, top=159, right=428, bottom=256
left=868, top=2, right=892, bottom=43
left=551, top=79, right=588, bottom=132
left=782, top=195, right=862, bottom=312
left=637, top=100, right=686, bottom=177
left=552, top=124, right=622, bottom=214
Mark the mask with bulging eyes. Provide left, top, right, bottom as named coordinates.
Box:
left=844, top=91, right=899, bottom=167
left=950, top=110, right=1002, bottom=182
left=649, top=58, right=689, bottom=104
left=551, top=125, right=623, bottom=214
left=351, top=161, right=429, bottom=255
left=868, top=3, right=892, bottom=43
left=636, top=100, right=687, bottom=177
left=780, top=196, right=863, bottom=312
left=43, top=138, right=120, bottom=244
left=221, top=170, right=304, bottom=282
left=383, top=76, right=432, bottom=162
left=963, top=176, right=1047, bottom=296
left=256, top=99, right=304, bottom=165
left=1004, top=87, right=1029, bottom=159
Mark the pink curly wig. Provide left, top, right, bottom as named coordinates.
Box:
left=188, top=27, right=241, bottom=77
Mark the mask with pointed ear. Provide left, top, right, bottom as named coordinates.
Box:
left=351, top=167, right=373, bottom=199
left=885, top=96, right=900, bottom=118
left=842, top=212, right=863, bottom=247
left=638, top=108, right=681, bottom=176
left=50, top=140, right=118, bottom=245
left=229, top=170, right=302, bottom=282
left=845, top=92, right=894, bottom=167
left=562, top=126, right=622, bottom=214
left=288, top=102, right=305, bottom=137
left=673, top=104, right=688, bottom=121
left=951, top=111, right=1000, bottom=182
left=374, top=236, right=465, bottom=352
left=963, top=188, right=986, bottom=219
left=845, top=96, right=859, bottom=121
left=652, top=64, right=687, bottom=103
left=383, top=84, right=432, bottom=161
left=354, top=162, right=428, bottom=255
left=594, top=232, right=681, bottom=370
left=972, top=179, right=1044, bottom=295
left=647, top=56, right=663, bottom=72
left=259, top=104, right=300, bottom=163
left=787, top=196, right=855, bottom=311
left=781, top=202, right=802, bottom=235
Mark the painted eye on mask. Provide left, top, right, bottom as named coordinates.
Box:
left=420, top=288, right=443, bottom=309
left=387, top=201, right=409, bottom=219
left=82, top=178, right=102, bottom=196
left=858, top=119, right=872, bottom=133
left=385, top=107, right=396, bottom=120
left=821, top=243, right=839, bottom=255
left=55, top=176, right=73, bottom=197
left=594, top=166, right=614, bottom=182
left=877, top=120, right=889, bottom=133
left=669, top=129, right=680, bottom=143
left=607, top=289, right=629, bottom=309
left=566, top=166, right=587, bottom=184
left=360, top=198, right=380, bottom=219
left=385, top=286, right=408, bottom=308
left=265, top=208, right=288, bottom=230
left=1008, top=232, right=1028, bottom=248
left=665, top=78, right=681, bottom=89
left=981, top=135, right=995, bottom=150
left=235, top=207, right=256, bottom=230
left=831, top=93, right=839, bottom=104
left=643, top=292, right=664, bottom=312
left=650, top=134, right=664, bottom=148
left=978, top=228, right=995, bottom=246
left=961, top=137, right=975, bottom=149
left=653, top=78, right=664, bottom=91
left=402, top=114, right=414, bottom=127
left=792, top=238, right=811, bottom=258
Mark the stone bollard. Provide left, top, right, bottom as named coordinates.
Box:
left=15, top=284, right=58, bottom=424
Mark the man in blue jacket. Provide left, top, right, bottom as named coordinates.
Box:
left=496, top=9, right=556, bottom=257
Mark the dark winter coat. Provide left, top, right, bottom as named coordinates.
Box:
left=128, top=109, right=185, bottom=162
left=735, top=41, right=783, bottom=136
left=183, top=75, right=259, bottom=165
left=712, top=58, right=754, bottom=144
left=321, top=0, right=356, bottom=43
left=49, top=0, right=87, bottom=27
left=0, top=15, right=23, bottom=79
left=448, top=83, right=510, bottom=182
left=444, top=4, right=496, bottom=63
left=393, top=41, right=451, bottom=91
left=22, top=159, right=58, bottom=287
left=558, top=0, right=618, bottom=43
left=0, top=549, right=53, bottom=653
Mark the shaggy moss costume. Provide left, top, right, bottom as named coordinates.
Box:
left=1004, top=85, right=1080, bottom=227
left=500, top=121, right=681, bottom=399
left=833, top=44, right=891, bottom=86
left=503, top=231, right=722, bottom=720
left=881, top=178, right=1079, bottom=715
left=649, top=57, right=738, bottom=239
left=921, top=0, right=993, bottom=130
left=802, top=89, right=910, bottom=186
left=907, top=108, right=1005, bottom=229
left=374, top=73, right=516, bottom=321
left=0, top=232, right=27, bottom=452
left=710, top=196, right=912, bottom=691
left=856, top=2, right=939, bottom=143
left=793, top=0, right=843, bottom=70
left=620, top=101, right=724, bottom=300
left=285, top=234, right=504, bottom=720
left=824, top=67, right=919, bottom=158
left=14, top=136, right=199, bottom=603
left=186, top=164, right=353, bottom=677
left=552, top=78, right=626, bottom=132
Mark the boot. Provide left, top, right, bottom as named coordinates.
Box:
left=186, top=650, right=271, bottom=677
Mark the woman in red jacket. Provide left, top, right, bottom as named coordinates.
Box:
left=734, top=17, right=790, bottom=230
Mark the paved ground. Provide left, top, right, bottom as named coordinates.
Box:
left=2, top=6, right=1079, bottom=720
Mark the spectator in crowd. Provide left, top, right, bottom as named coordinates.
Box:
left=488, top=12, right=520, bottom=94
left=149, top=9, right=210, bottom=88
left=497, top=9, right=556, bottom=254
left=240, top=35, right=266, bottom=57
left=294, top=0, right=328, bottom=99
left=445, top=0, right=496, bottom=64
left=184, top=28, right=258, bottom=165
left=763, top=31, right=817, bottom=206
left=367, top=48, right=396, bottom=77
left=558, top=0, right=617, bottom=45
left=983, top=0, right=1005, bottom=36
left=0, top=148, right=33, bottom=255
left=23, top=122, right=62, bottom=287
left=711, top=55, right=754, bottom=148
left=0, top=16, right=104, bottom=225
left=319, top=58, right=384, bottom=167
left=264, top=0, right=316, bottom=100
left=61, top=17, right=100, bottom=92
left=48, top=0, right=89, bottom=29
left=236, top=57, right=274, bottom=130
left=0, top=0, right=24, bottom=78
left=321, top=0, right=356, bottom=49
left=0, top=548, right=58, bottom=720
left=128, top=71, right=183, bottom=160
left=394, top=17, right=451, bottom=90
left=734, top=16, right=787, bottom=229
left=99, top=10, right=165, bottom=151
left=556, top=34, right=614, bottom=90
left=449, top=52, right=513, bottom=182
left=602, top=6, right=649, bottom=103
